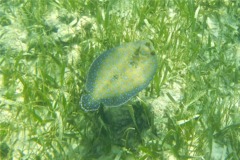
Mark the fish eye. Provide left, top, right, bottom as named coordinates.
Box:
left=134, top=47, right=140, bottom=55
left=113, top=75, right=118, bottom=79
left=145, top=42, right=151, bottom=48
left=150, top=51, right=155, bottom=55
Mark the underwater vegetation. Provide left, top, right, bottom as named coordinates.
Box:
left=80, top=40, right=158, bottom=111
left=0, top=0, right=239, bottom=159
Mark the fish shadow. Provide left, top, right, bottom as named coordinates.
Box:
left=79, top=100, right=157, bottom=159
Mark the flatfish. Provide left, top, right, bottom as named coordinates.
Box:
left=80, top=40, right=158, bottom=111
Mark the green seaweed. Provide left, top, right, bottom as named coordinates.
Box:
left=0, top=0, right=239, bottom=159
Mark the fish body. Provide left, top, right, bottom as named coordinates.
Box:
left=80, top=40, right=158, bottom=111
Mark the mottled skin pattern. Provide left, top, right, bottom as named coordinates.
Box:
left=80, top=40, right=158, bottom=111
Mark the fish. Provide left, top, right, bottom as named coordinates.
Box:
left=80, top=40, right=158, bottom=111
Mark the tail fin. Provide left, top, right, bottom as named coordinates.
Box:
left=80, top=94, right=101, bottom=111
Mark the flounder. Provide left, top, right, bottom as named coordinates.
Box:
left=80, top=40, right=158, bottom=111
